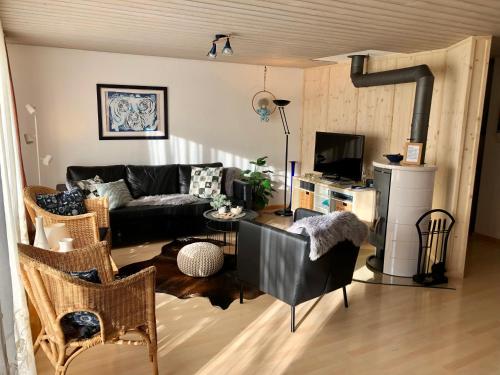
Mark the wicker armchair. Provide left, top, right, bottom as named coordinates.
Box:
left=18, top=242, right=158, bottom=375
left=23, top=186, right=111, bottom=249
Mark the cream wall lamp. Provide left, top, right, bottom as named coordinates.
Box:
left=24, top=104, right=53, bottom=185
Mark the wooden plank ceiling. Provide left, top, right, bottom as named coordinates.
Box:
left=1, top=0, right=499, bottom=67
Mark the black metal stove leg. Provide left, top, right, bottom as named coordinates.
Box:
left=291, top=306, right=296, bottom=332
left=343, top=286, right=349, bottom=308
left=239, top=283, right=243, bottom=304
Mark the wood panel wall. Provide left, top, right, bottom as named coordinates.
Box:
left=300, top=36, right=491, bottom=278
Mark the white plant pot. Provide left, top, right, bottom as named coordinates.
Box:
left=33, top=216, right=50, bottom=250
left=44, top=223, right=70, bottom=251
left=218, top=207, right=227, bottom=214
left=59, top=238, right=74, bottom=252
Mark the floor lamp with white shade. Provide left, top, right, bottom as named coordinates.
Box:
left=24, top=104, right=52, bottom=185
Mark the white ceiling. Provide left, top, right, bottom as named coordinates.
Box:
left=1, top=0, right=499, bottom=67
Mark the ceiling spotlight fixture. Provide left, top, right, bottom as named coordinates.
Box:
left=207, top=34, right=234, bottom=59
left=208, top=42, right=217, bottom=59
left=222, top=38, right=233, bottom=56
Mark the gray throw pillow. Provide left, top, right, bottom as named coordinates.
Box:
left=95, top=179, right=133, bottom=210
left=189, top=167, right=223, bottom=198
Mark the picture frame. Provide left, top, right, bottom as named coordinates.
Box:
left=403, top=142, right=423, bottom=165
left=97, top=84, right=168, bottom=140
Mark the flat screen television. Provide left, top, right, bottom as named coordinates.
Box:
left=313, top=132, right=365, bottom=182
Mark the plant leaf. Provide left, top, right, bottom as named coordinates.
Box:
left=262, top=179, right=271, bottom=189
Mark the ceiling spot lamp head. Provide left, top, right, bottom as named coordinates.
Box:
left=207, top=42, right=217, bottom=59
left=207, top=34, right=234, bottom=59
left=222, top=38, right=233, bottom=55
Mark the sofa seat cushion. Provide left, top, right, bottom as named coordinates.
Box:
left=126, top=165, right=179, bottom=198
left=110, top=199, right=211, bottom=222
left=178, top=163, right=223, bottom=194
left=67, top=165, right=126, bottom=187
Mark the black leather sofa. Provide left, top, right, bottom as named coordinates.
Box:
left=66, top=163, right=252, bottom=246
left=238, top=208, right=360, bottom=332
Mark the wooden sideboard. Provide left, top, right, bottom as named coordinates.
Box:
left=292, top=175, right=375, bottom=223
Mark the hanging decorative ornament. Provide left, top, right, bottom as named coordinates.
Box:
left=252, top=66, right=276, bottom=122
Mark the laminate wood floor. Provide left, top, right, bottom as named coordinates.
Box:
left=35, top=213, right=500, bottom=374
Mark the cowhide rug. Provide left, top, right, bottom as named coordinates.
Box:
left=118, top=238, right=262, bottom=309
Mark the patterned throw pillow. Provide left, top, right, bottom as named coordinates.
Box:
left=68, top=268, right=101, bottom=283
left=74, top=175, right=104, bottom=198
left=95, top=179, right=133, bottom=210
left=61, top=269, right=101, bottom=340
left=60, top=311, right=101, bottom=340
left=189, top=167, right=223, bottom=198
left=36, top=189, right=86, bottom=216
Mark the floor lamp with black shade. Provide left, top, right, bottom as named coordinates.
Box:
left=273, top=99, right=293, bottom=217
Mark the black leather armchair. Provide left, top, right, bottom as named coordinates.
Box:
left=237, top=208, right=360, bottom=332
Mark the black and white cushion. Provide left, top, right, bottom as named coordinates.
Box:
left=189, top=167, right=223, bottom=198
left=74, top=175, right=104, bottom=198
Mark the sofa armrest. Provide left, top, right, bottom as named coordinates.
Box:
left=232, top=179, right=253, bottom=209
left=238, top=220, right=310, bottom=306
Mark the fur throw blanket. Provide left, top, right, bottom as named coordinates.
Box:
left=126, top=194, right=203, bottom=207
left=287, top=211, right=368, bottom=261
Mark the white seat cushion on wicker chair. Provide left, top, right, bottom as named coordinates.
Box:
left=177, top=242, right=224, bottom=277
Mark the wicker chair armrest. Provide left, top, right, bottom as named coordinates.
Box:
left=84, top=197, right=110, bottom=228
left=18, top=241, right=114, bottom=284
left=32, top=205, right=98, bottom=222
left=50, top=267, right=156, bottom=342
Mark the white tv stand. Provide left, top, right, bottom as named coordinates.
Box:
left=291, top=175, right=375, bottom=223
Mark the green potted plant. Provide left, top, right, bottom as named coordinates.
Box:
left=241, top=156, right=275, bottom=210
left=210, top=194, right=231, bottom=214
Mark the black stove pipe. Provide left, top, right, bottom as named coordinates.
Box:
left=348, top=55, right=434, bottom=163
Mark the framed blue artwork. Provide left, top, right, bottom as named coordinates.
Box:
left=97, top=84, right=168, bottom=140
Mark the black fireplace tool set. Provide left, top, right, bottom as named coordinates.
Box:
left=413, top=209, right=455, bottom=286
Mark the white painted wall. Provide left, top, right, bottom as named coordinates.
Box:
left=475, top=57, right=500, bottom=239
left=7, top=44, right=303, bottom=204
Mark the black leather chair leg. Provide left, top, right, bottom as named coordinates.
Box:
left=239, top=283, right=243, bottom=304
left=291, top=306, right=296, bottom=333
left=343, top=286, right=348, bottom=308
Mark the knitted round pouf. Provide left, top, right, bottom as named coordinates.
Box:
left=177, top=242, right=224, bottom=277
